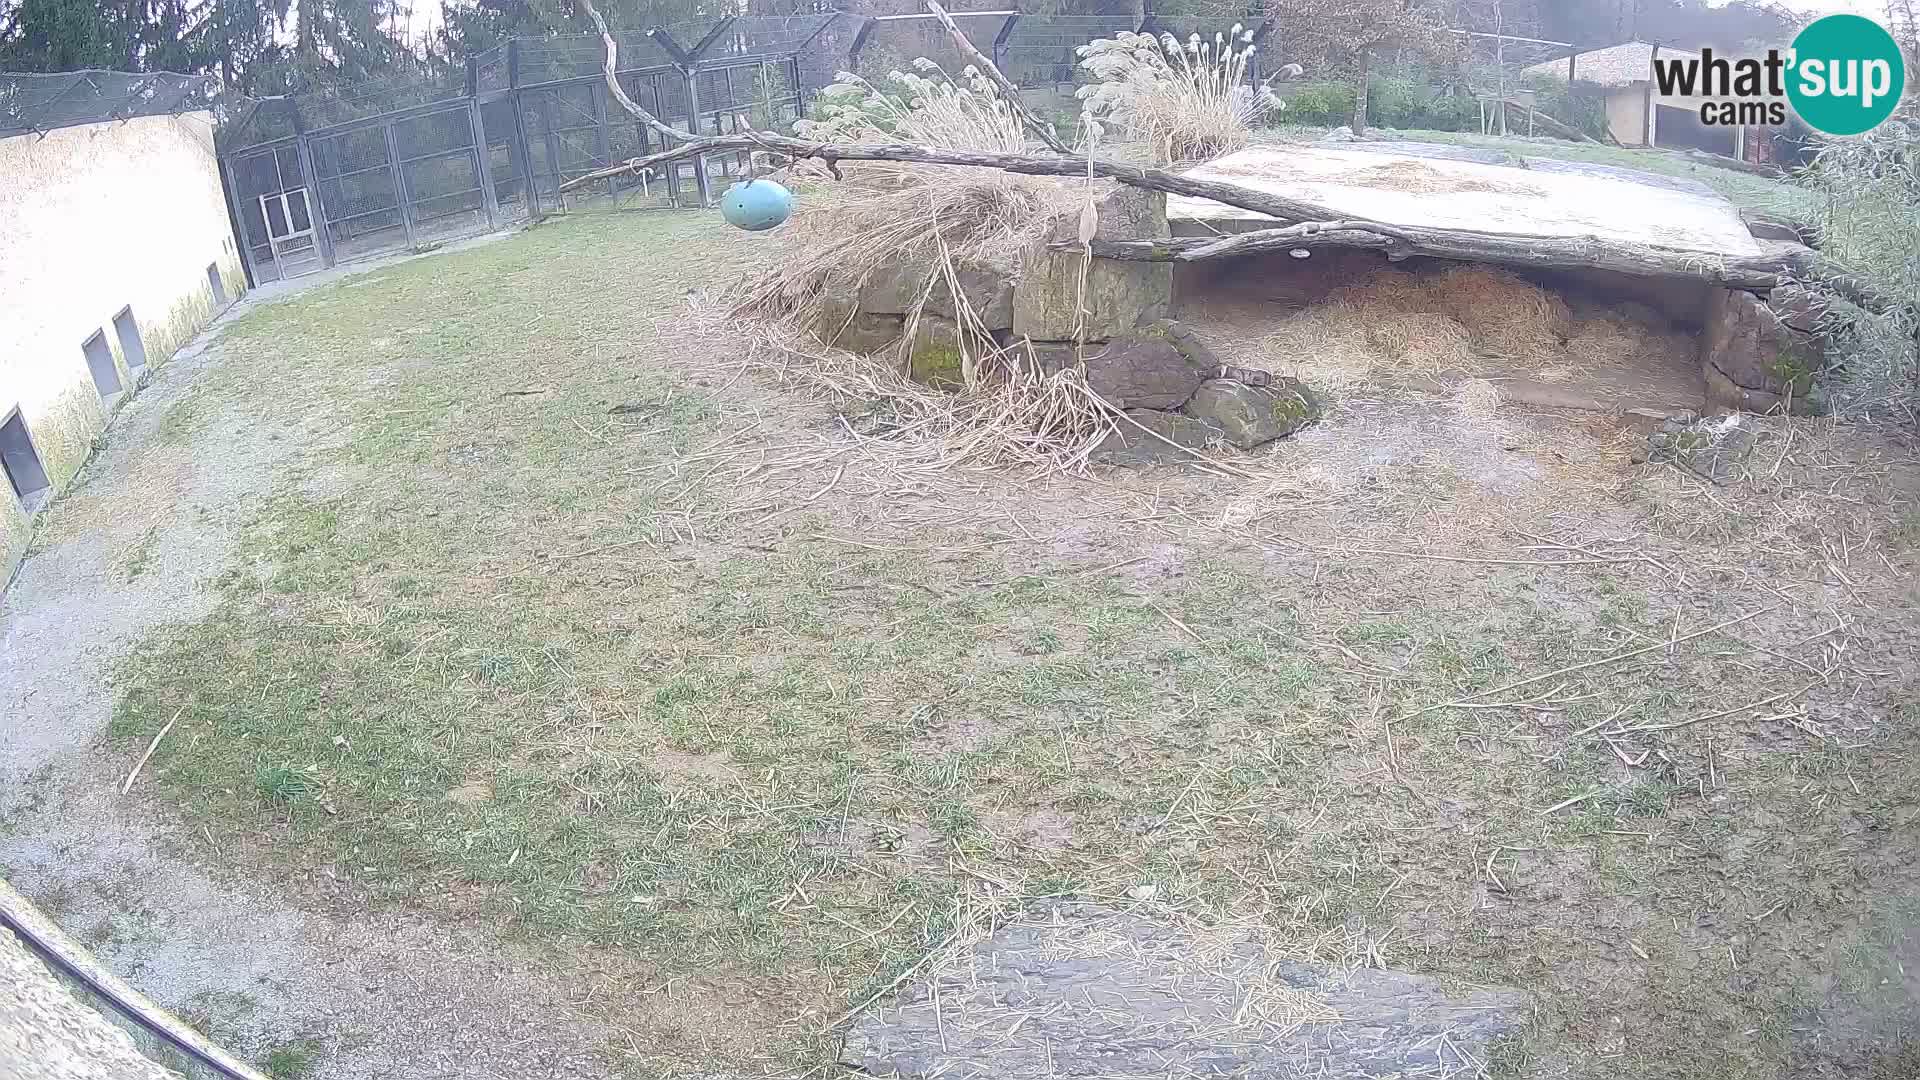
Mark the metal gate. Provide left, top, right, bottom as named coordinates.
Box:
left=223, top=142, right=324, bottom=282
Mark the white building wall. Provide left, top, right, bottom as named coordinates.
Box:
left=0, top=111, right=243, bottom=584
left=1605, top=84, right=1651, bottom=145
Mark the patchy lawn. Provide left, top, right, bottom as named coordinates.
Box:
left=106, top=207, right=1919, bottom=1078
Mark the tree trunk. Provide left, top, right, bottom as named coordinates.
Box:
left=1082, top=227, right=1889, bottom=311
left=1350, top=47, right=1370, bottom=135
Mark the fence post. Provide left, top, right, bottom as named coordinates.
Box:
left=506, top=39, right=541, bottom=220
left=848, top=17, right=877, bottom=71
left=218, top=154, right=259, bottom=289
left=383, top=119, right=420, bottom=250
left=683, top=67, right=710, bottom=205
left=287, top=96, right=336, bottom=268
left=688, top=17, right=737, bottom=63
left=536, top=92, right=566, bottom=210
left=592, top=78, right=612, bottom=191
left=468, top=94, right=500, bottom=231
left=991, top=13, right=1021, bottom=76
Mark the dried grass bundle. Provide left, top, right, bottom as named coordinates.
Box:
left=1361, top=311, right=1474, bottom=371
left=714, top=60, right=1177, bottom=475
left=1452, top=377, right=1503, bottom=420
left=1187, top=259, right=1695, bottom=398
left=727, top=317, right=1120, bottom=474
left=737, top=61, right=1079, bottom=380
left=1075, top=27, right=1284, bottom=165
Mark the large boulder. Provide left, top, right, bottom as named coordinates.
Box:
left=1022, top=321, right=1223, bottom=410
left=1701, top=288, right=1824, bottom=414
left=818, top=283, right=904, bottom=353
left=1638, top=411, right=1757, bottom=484
left=1012, top=185, right=1173, bottom=341
left=925, top=258, right=1015, bottom=332
left=858, top=259, right=927, bottom=315
left=1090, top=409, right=1223, bottom=466
left=1182, top=377, right=1321, bottom=449
left=907, top=314, right=971, bottom=389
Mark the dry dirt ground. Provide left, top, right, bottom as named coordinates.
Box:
left=3, top=208, right=1919, bottom=1079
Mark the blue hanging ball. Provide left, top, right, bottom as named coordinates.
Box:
left=720, top=179, right=792, bottom=232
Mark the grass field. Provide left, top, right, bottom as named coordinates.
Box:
left=100, top=205, right=1920, bottom=1078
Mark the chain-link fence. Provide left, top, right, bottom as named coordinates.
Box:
left=215, top=16, right=835, bottom=286
left=196, top=5, right=1362, bottom=287
left=0, top=70, right=224, bottom=139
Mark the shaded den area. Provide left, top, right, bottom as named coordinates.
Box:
left=1174, top=248, right=1710, bottom=416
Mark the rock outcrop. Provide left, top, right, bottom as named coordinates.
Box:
left=1701, top=288, right=1825, bottom=415
left=807, top=185, right=1321, bottom=464
left=1011, top=185, right=1173, bottom=341
left=1183, top=378, right=1320, bottom=449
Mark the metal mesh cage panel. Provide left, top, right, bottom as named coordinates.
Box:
left=998, top=15, right=1138, bottom=87
left=0, top=70, right=221, bottom=138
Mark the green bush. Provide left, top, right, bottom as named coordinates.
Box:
left=1281, top=81, right=1355, bottom=126
left=1790, top=125, right=1920, bottom=422
left=1281, top=76, right=1478, bottom=132
left=1523, top=75, right=1609, bottom=140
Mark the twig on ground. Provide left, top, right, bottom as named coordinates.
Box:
left=1615, top=684, right=1814, bottom=734
left=1150, top=769, right=1206, bottom=832
left=122, top=708, right=184, bottom=794
left=1537, top=788, right=1603, bottom=815
left=1389, top=606, right=1778, bottom=726
left=1143, top=597, right=1202, bottom=643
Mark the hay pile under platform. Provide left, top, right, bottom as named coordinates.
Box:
left=1163, top=142, right=1806, bottom=418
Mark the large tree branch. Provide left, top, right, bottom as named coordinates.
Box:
left=925, top=0, right=1072, bottom=154
left=555, top=130, right=1890, bottom=308
left=576, top=0, right=695, bottom=145
left=557, top=130, right=1362, bottom=225
left=565, top=0, right=1890, bottom=315
left=1082, top=227, right=1893, bottom=310
left=1497, top=99, right=1596, bottom=144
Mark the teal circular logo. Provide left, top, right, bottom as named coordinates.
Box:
left=1787, top=14, right=1906, bottom=136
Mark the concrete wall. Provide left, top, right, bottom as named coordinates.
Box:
left=0, top=111, right=243, bottom=585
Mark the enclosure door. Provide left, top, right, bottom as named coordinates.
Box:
left=260, top=188, right=321, bottom=279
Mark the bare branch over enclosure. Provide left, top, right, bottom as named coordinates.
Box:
left=924, top=0, right=1073, bottom=154
left=575, top=0, right=696, bottom=145
left=1078, top=226, right=1891, bottom=308
left=567, top=0, right=1887, bottom=314
left=561, top=134, right=1371, bottom=222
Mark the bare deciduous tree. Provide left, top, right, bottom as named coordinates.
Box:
left=1265, top=0, right=1452, bottom=135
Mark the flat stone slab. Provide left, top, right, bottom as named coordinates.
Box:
left=1333, top=139, right=1522, bottom=166
left=1170, top=144, right=1763, bottom=258
left=840, top=904, right=1529, bottom=1078
left=1520, top=155, right=1718, bottom=196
